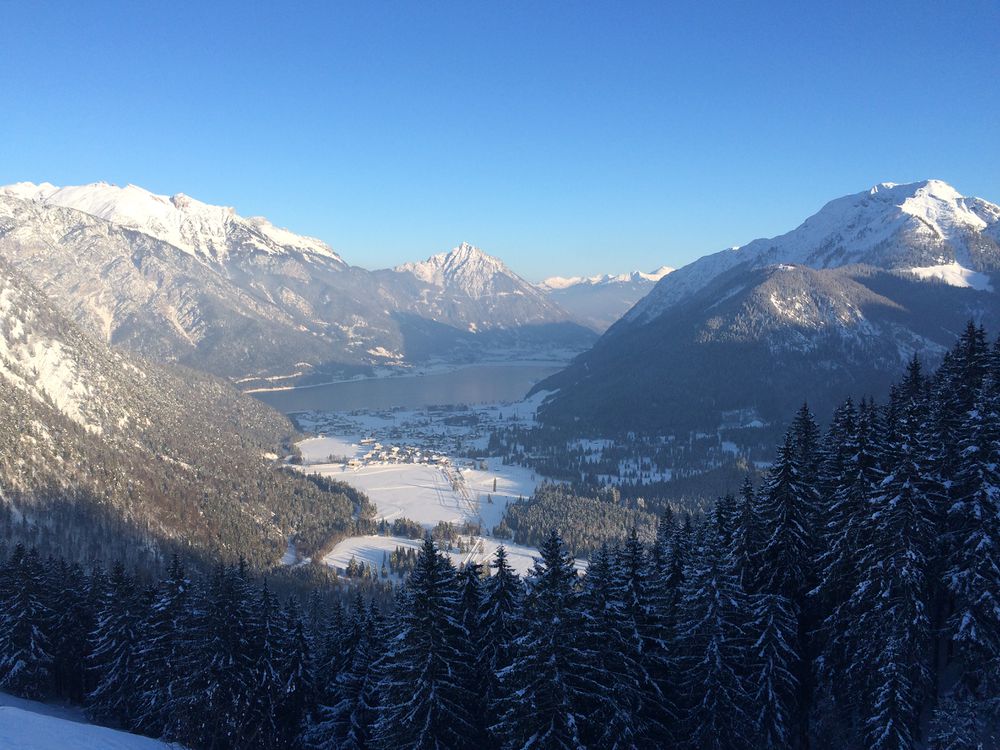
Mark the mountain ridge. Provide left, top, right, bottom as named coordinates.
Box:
left=534, top=179, right=1000, bottom=437
left=0, top=183, right=596, bottom=385
left=539, top=266, right=673, bottom=291
left=625, top=179, right=1000, bottom=326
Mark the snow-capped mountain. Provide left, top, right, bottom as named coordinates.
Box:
left=627, top=179, right=1000, bottom=325
left=385, top=242, right=574, bottom=330
left=0, top=183, right=593, bottom=386
left=539, top=267, right=673, bottom=291
left=2, top=181, right=345, bottom=265
left=539, top=266, right=674, bottom=331
left=535, top=180, right=1000, bottom=436
left=396, top=242, right=517, bottom=298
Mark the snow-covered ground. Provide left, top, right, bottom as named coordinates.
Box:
left=908, top=262, right=993, bottom=291
left=0, top=692, right=180, bottom=749
left=303, top=457, right=537, bottom=531
left=323, top=534, right=584, bottom=577
left=292, top=396, right=559, bottom=574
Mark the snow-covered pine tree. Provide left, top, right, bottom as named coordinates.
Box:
left=675, top=523, right=753, bottom=750
left=864, top=637, right=919, bottom=750
left=845, top=415, right=936, bottom=749
left=493, top=529, right=589, bottom=750
left=747, top=592, right=798, bottom=749
left=305, top=592, right=381, bottom=750
left=790, top=402, right=823, bottom=491
left=944, top=373, right=1000, bottom=696
left=756, top=432, right=816, bottom=605
left=165, top=563, right=257, bottom=749
left=47, top=559, right=92, bottom=703
left=457, top=560, right=489, bottom=745
left=278, top=596, right=317, bottom=748
left=661, top=513, right=693, bottom=644
left=650, top=507, right=675, bottom=574
left=730, top=477, right=760, bottom=595
left=373, top=536, right=475, bottom=750
left=133, top=553, right=191, bottom=736
left=243, top=580, right=284, bottom=749
left=87, top=561, right=142, bottom=727
left=615, top=529, right=673, bottom=746
left=576, top=544, right=641, bottom=748
left=314, top=597, right=348, bottom=705
left=479, top=544, right=522, bottom=746
left=0, top=544, right=54, bottom=700
left=755, top=430, right=816, bottom=747
left=926, top=693, right=989, bottom=750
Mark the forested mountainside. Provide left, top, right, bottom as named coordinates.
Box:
left=3, top=322, right=998, bottom=749
left=0, top=256, right=366, bottom=570
left=0, top=184, right=593, bottom=387
left=536, top=179, right=1000, bottom=436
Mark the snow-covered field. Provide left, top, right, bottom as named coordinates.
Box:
left=291, top=396, right=559, bottom=574
left=302, top=455, right=537, bottom=531
left=0, top=692, right=179, bottom=750
left=323, top=534, right=583, bottom=577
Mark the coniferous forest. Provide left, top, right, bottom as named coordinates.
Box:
left=2, top=323, right=1000, bottom=749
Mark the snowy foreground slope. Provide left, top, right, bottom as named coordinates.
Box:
left=0, top=693, right=180, bottom=750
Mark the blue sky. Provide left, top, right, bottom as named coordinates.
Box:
left=2, top=1, right=998, bottom=280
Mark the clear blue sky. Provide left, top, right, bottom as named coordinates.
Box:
left=2, top=1, right=998, bottom=280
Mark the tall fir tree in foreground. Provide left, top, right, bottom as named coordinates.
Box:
left=494, top=530, right=590, bottom=750
left=373, top=536, right=475, bottom=750
left=0, top=544, right=53, bottom=700
left=87, top=561, right=141, bottom=726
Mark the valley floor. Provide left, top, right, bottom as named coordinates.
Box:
left=290, top=400, right=547, bottom=574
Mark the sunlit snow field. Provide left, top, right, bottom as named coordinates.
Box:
left=291, top=396, right=555, bottom=575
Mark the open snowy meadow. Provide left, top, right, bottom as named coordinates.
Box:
left=292, top=404, right=550, bottom=574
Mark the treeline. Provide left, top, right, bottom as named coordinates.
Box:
left=0, top=545, right=381, bottom=749
left=495, top=483, right=659, bottom=555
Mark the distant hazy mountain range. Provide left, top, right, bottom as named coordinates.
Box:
left=535, top=179, right=1000, bottom=435
left=538, top=267, right=674, bottom=332
left=0, top=182, right=596, bottom=388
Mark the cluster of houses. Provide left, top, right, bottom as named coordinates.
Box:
left=346, top=437, right=451, bottom=468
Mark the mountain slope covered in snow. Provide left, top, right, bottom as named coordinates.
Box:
left=535, top=180, right=1000, bottom=435
left=0, top=183, right=593, bottom=386
left=626, top=180, right=1000, bottom=325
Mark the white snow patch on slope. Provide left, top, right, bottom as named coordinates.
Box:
left=0, top=277, right=100, bottom=432
left=0, top=697, right=180, bottom=750
left=908, top=263, right=993, bottom=291
left=302, top=458, right=536, bottom=531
